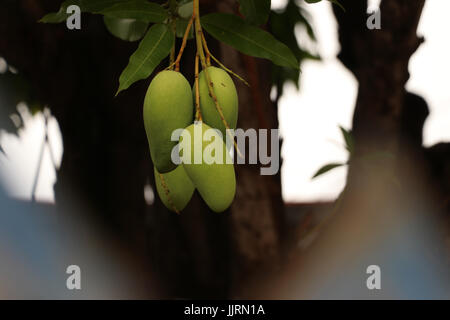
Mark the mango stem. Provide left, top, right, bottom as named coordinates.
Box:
left=193, top=0, right=243, bottom=159
left=194, top=53, right=202, bottom=121
left=174, top=14, right=194, bottom=72
left=200, top=32, right=249, bottom=86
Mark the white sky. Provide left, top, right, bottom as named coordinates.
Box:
left=0, top=0, right=449, bottom=203
left=0, top=106, right=62, bottom=202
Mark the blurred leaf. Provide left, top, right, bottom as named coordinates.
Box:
left=39, top=0, right=139, bottom=23
left=312, top=163, right=346, bottom=179
left=328, top=0, right=345, bottom=11
left=39, top=0, right=82, bottom=23
left=339, top=125, right=354, bottom=154
left=201, top=13, right=299, bottom=69
left=238, top=0, right=271, bottom=26
left=81, top=0, right=129, bottom=13
left=103, top=16, right=149, bottom=42
left=178, top=1, right=193, bottom=19
left=100, top=1, right=168, bottom=23
left=270, top=0, right=319, bottom=96
left=0, top=72, right=31, bottom=134
left=116, top=23, right=174, bottom=95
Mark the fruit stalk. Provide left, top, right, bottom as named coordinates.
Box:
left=194, top=53, right=202, bottom=121
left=174, top=14, right=194, bottom=72
left=193, top=0, right=242, bottom=157
left=201, top=32, right=249, bottom=86
left=193, top=0, right=225, bottom=123
left=168, top=0, right=178, bottom=69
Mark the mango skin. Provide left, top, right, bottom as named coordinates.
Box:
left=154, top=166, right=195, bottom=213
left=196, top=67, right=238, bottom=138
left=144, top=71, right=194, bottom=173
left=180, top=122, right=236, bottom=213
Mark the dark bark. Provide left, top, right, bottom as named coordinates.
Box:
left=0, top=0, right=284, bottom=298
left=329, top=0, right=450, bottom=273
left=334, top=0, right=425, bottom=159
left=330, top=0, right=426, bottom=205
left=330, top=0, right=450, bottom=263
left=240, top=0, right=450, bottom=299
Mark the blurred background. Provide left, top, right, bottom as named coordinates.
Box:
left=0, top=0, right=449, bottom=299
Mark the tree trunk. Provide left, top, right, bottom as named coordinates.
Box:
left=331, top=0, right=427, bottom=210
left=239, top=0, right=449, bottom=299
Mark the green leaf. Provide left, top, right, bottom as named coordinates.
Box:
left=312, top=163, right=345, bottom=179
left=81, top=0, right=128, bottom=13
left=103, top=16, right=149, bottom=42
left=270, top=1, right=320, bottom=96
left=339, top=125, right=354, bottom=154
left=116, top=23, right=174, bottom=95
left=39, top=0, right=147, bottom=23
left=100, top=1, right=168, bottom=23
left=39, top=0, right=82, bottom=23
left=238, top=0, right=271, bottom=26
left=201, top=13, right=299, bottom=69
left=178, top=1, right=193, bottom=19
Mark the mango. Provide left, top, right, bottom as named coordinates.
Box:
left=196, top=67, right=238, bottom=138
left=154, top=166, right=195, bottom=213
left=180, top=122, right=236, bottom=212
left=144, top=70, right=194, bottom=173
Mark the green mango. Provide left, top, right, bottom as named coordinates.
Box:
left=180, top=122, right=236, bottom=213
left=154, top=166, right=195, bottom=213
left=196, top=67, right=238, bottom=138
left=144, top=70, right=194, bottom=173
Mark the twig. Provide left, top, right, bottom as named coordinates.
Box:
left=174, top=14, right=194, bottom=72
left=193, top=0, right=243, bottom=158
left=201, top=32, right=249, bottom=86
left=200, top=32, right=211, bottom=66
left=194, top=53, right=202, bottom=121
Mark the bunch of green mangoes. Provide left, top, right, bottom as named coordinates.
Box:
left=144, top=67, right=238, bottom=213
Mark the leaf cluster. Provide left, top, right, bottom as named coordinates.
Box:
left=39, top=0, right=325, bottom=94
